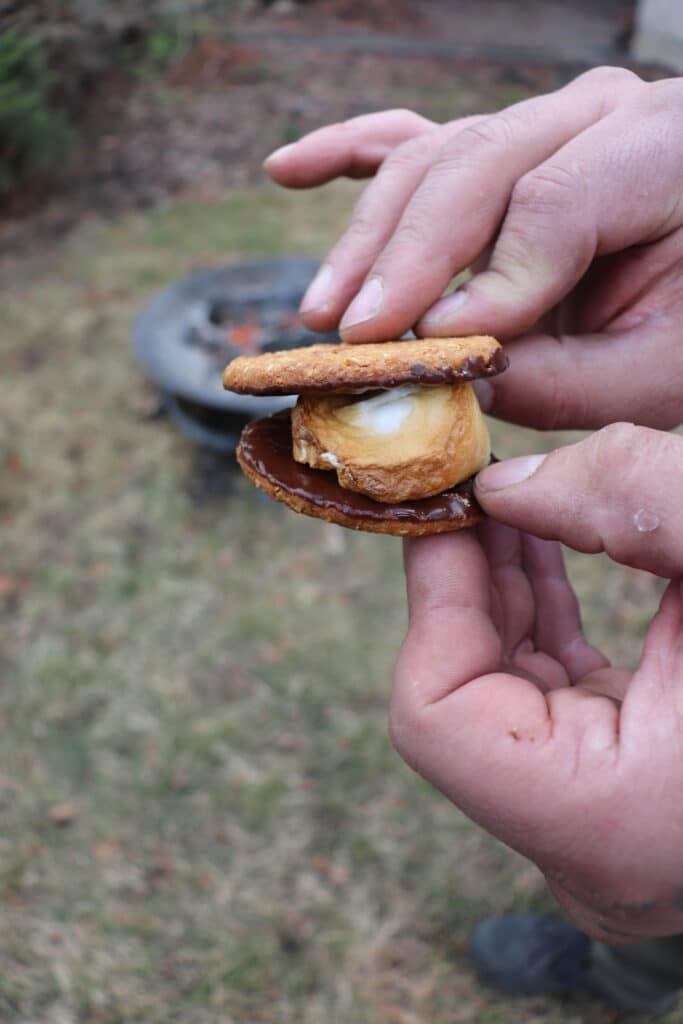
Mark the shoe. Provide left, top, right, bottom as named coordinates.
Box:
left=469, top=914, right=596, bottom=997
left=469, top=914, right=679, bottom=1016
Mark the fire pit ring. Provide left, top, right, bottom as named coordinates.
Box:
left=133, top=258, right=338, bottom=451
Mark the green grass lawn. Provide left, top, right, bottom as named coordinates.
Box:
left=0, top=184, right=673, bottom=1023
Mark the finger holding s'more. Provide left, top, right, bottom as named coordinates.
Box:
left=223, top=335, right=507, bottom=536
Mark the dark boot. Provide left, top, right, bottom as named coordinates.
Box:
left=469, top=914, right=679, bottom=1016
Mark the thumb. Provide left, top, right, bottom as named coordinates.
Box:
left=475, top=424, right=683, bottom=578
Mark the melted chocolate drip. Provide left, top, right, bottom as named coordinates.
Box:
left=238, top=410, right=482, bottom=527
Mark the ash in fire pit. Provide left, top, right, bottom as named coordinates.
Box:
left=189, top=299, right=325, bottom=360
left=133, top=258, right=338, bottom=452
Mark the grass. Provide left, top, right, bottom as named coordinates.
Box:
left=0, top=181, right=673, bottom=1023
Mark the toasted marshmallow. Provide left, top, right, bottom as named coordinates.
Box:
left=352, top=385, right=422, bottom=434
left=291, top=383, right=490, bottom=502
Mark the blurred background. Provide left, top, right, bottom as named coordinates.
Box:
left=1, top=2, right=682, bottom=1022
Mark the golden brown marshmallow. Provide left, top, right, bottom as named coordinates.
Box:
left=291, top=383, right=490, bottom=503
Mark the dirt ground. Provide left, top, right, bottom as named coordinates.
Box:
left=0, top=0, right=645, bottom=261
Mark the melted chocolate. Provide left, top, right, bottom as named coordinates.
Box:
left=238, top=410, right=482, bottom=527
left=358, top=348, right=510, bottom=393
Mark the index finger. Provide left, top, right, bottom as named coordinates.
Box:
left=338, top=68, right=643, bottom=341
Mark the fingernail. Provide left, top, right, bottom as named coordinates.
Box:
left=340, top=276, right=384, bottom=331
left=300, top=264, right=335, bottom=314
left=420, top=288, right=468, bottom=327
left=473, top=379, right=494, bottom=413
left=263, top=142, right=296, bottom=165
left=477, top=454, right=546, bottom=492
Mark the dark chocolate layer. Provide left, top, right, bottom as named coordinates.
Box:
left=237, top=410, right=483, bottom=530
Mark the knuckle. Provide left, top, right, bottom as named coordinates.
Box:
left=538, top=362, right=590, bottom=431
left=494, top=167, right=591, bottom=279
left=586, top=422, right=641, bottom=473
left=343, top=189, right=385, bottom=244
left=390, top=106, right=429, bottom=129
left=383, top=106, right=415, bottom=119
left=581, top=424, right=683, bottom=573
left=390, top=214, right=431, bottom=249
left=439, top=112, right=517, bottom=166
left=511, top=163, right=582, bottom=218
left=343, top=211, right=378, bottom=243
left=645, top=76, right=683, bottom=113
left=382, top=131, right=439, bottom=170
left=570, top=66, right=644, bottom=117
left=328, top=119, right=348, bottom=135
left=577, top=64, right=642, bottom=91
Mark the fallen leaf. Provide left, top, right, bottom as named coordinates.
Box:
left=48, top=799, right=80, bottom=826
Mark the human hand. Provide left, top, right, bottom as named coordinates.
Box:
left=265, top=69, right=683, bottom=431
left=391, top=424, right=683, bottom=943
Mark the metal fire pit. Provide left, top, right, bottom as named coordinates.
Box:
left=133, top=258, right=338, bottom=451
